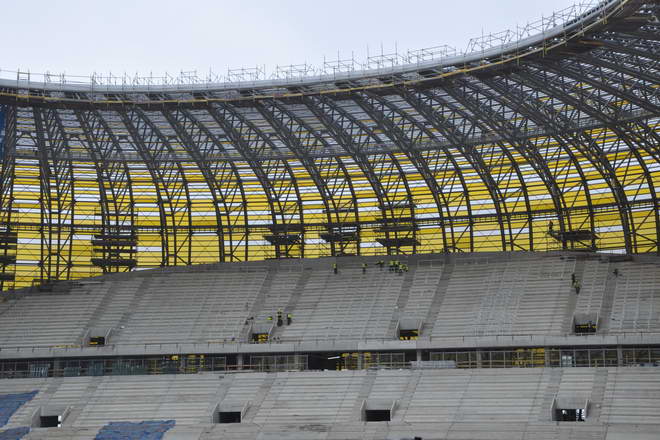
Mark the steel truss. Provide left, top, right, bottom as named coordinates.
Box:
left=0, top=0, right=658, bottom=288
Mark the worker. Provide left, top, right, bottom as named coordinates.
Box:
left=287, top=313, right=292, bottom=325
left=613, top=268, right=619, bottom=277
left=267, top=315, right=273, bottom=324
left=571, top=273, right=576, bottom=285
left=377, top=260, right=384, bottom=270
left=575, top=280, right=581, bottom=295
left=362, top=263, right=367, bottom=274
left=277, top=309, right=283, bottom=327
left=333, top=263, right=338, bottom=274
left=389, top=260, right=395, bottom=272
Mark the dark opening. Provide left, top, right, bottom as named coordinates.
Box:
left=218, top=411, right=241, bottom=423
left=308, top=353, right=342, bottom=371
left=555, top=408, right=585, bottom=422
left=399, top=329, right=419, bottom=340
left=251, top=333, right=268, bottom=343
left=365, top=409, right=390, bottom=422
left=40, top=415, right=61, bottom=428
left=89, top=336, right=105, bottom=346
left=574, top=322, right=596, bottom=334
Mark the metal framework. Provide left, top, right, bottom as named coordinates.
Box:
left=0, top=0, right=657, bottom=289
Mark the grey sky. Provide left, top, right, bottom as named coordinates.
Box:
left=0, top=1, right=580, bottom=78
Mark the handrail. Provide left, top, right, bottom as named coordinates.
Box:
left=1, top=331, right=659, bottom=355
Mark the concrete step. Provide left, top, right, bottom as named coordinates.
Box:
left=423, top=255, right=453, bottom=337
left=387, top=265, right=416, bottom=338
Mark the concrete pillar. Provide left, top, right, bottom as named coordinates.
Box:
left=416, top=349, right=422, bottom=362
left=237, top=353, right=244, bottom=371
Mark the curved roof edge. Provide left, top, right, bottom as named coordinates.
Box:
left=0, top=0, right=627, bottom=95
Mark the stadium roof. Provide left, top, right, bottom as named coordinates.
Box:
left=0, top=0, right=658, bottom=288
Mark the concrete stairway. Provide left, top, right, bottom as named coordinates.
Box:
left=109, top=276, right=153, bottom=343
left=538, top=368, right=563, bottom=421
left=392, top=369, right=421, bottom=422
left=599, top=269, right=618, bottom=334
left=589, top=368, right=609, bottom=422
left=55, top=377, right=102, bottom=426
left=350, top=369, right=377, bottom=421
left=82, top=280, right=142, bottom=342
left=269, top=267, right=311, bottom=340
left=423, top=258, right=454, bottom=337
left=242, top=374, right=276, bottom=423
left=240, top=267, right=278, bottom=341
left=561, top=256, right=583, bottom=334
left=387, top=265, right=416, bottom=338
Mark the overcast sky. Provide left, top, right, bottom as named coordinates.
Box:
left=0, top=0, right=581, bottom=79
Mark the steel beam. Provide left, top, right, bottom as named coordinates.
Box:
left=206, top=102, right=305, bottom=258
left=72, top=107, right=136, bottom=272
left=403, top=85, right=534, bottom=251
left=162, top=107, right=250, bottom=262
left=117, top=107, right=194, bottom=266
left=33, top=106, right=76, bottom=283
left=302, top=95, right=416, bottom=253
left=352, top=91, right=469, bottom=252
left=0, top=105, right=16, bottom=288
left=255, top=99, right=359, bottom=255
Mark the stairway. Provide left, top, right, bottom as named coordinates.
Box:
left=387, top=265, right=416, bottom=338
left=242, top=374, right=276, bottom=423
left=561, top=257, right=584, bottom=334
left=204, top=375, right=234, bottom=421
left=80, top=279, right=142, bottom=343
left=240, top=266, right=277, bottom=342
left=351, top=370, right=377, bottom=421
left=284, top=267, right=312, bottom=314
left=423, top=257, right=454, bottom=337
left=538, top=368, right=563, bottom=421
left=392, top=370, right=421, bottom=422
left=598, top=269, right=618, bottom=334
left=111, top=276, right=153, bottom=342
left=66, top=378, right=104, bottom=427
left=588, top=368, right=609, bottom=422
left=268, top=267, right=312, bottom=340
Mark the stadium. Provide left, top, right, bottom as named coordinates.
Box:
left=0, top=0, right=658, bottom=438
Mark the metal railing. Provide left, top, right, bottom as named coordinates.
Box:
left=1, top=331, right=659, bottom=356
left=0, top=1, right=616, bottom=92
left=1, top=345, right=659, bottom=380
left=431, top=347, right=660, bottom=368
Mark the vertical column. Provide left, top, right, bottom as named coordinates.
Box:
left=0, top=105, right=17, bottom=290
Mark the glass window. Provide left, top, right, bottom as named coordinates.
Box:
left=604, top=349, right=618, bottom=366
left=589, top=349, right=604, bottom=367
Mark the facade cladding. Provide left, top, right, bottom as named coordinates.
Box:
left=0, top=0, right=658, bottom=290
